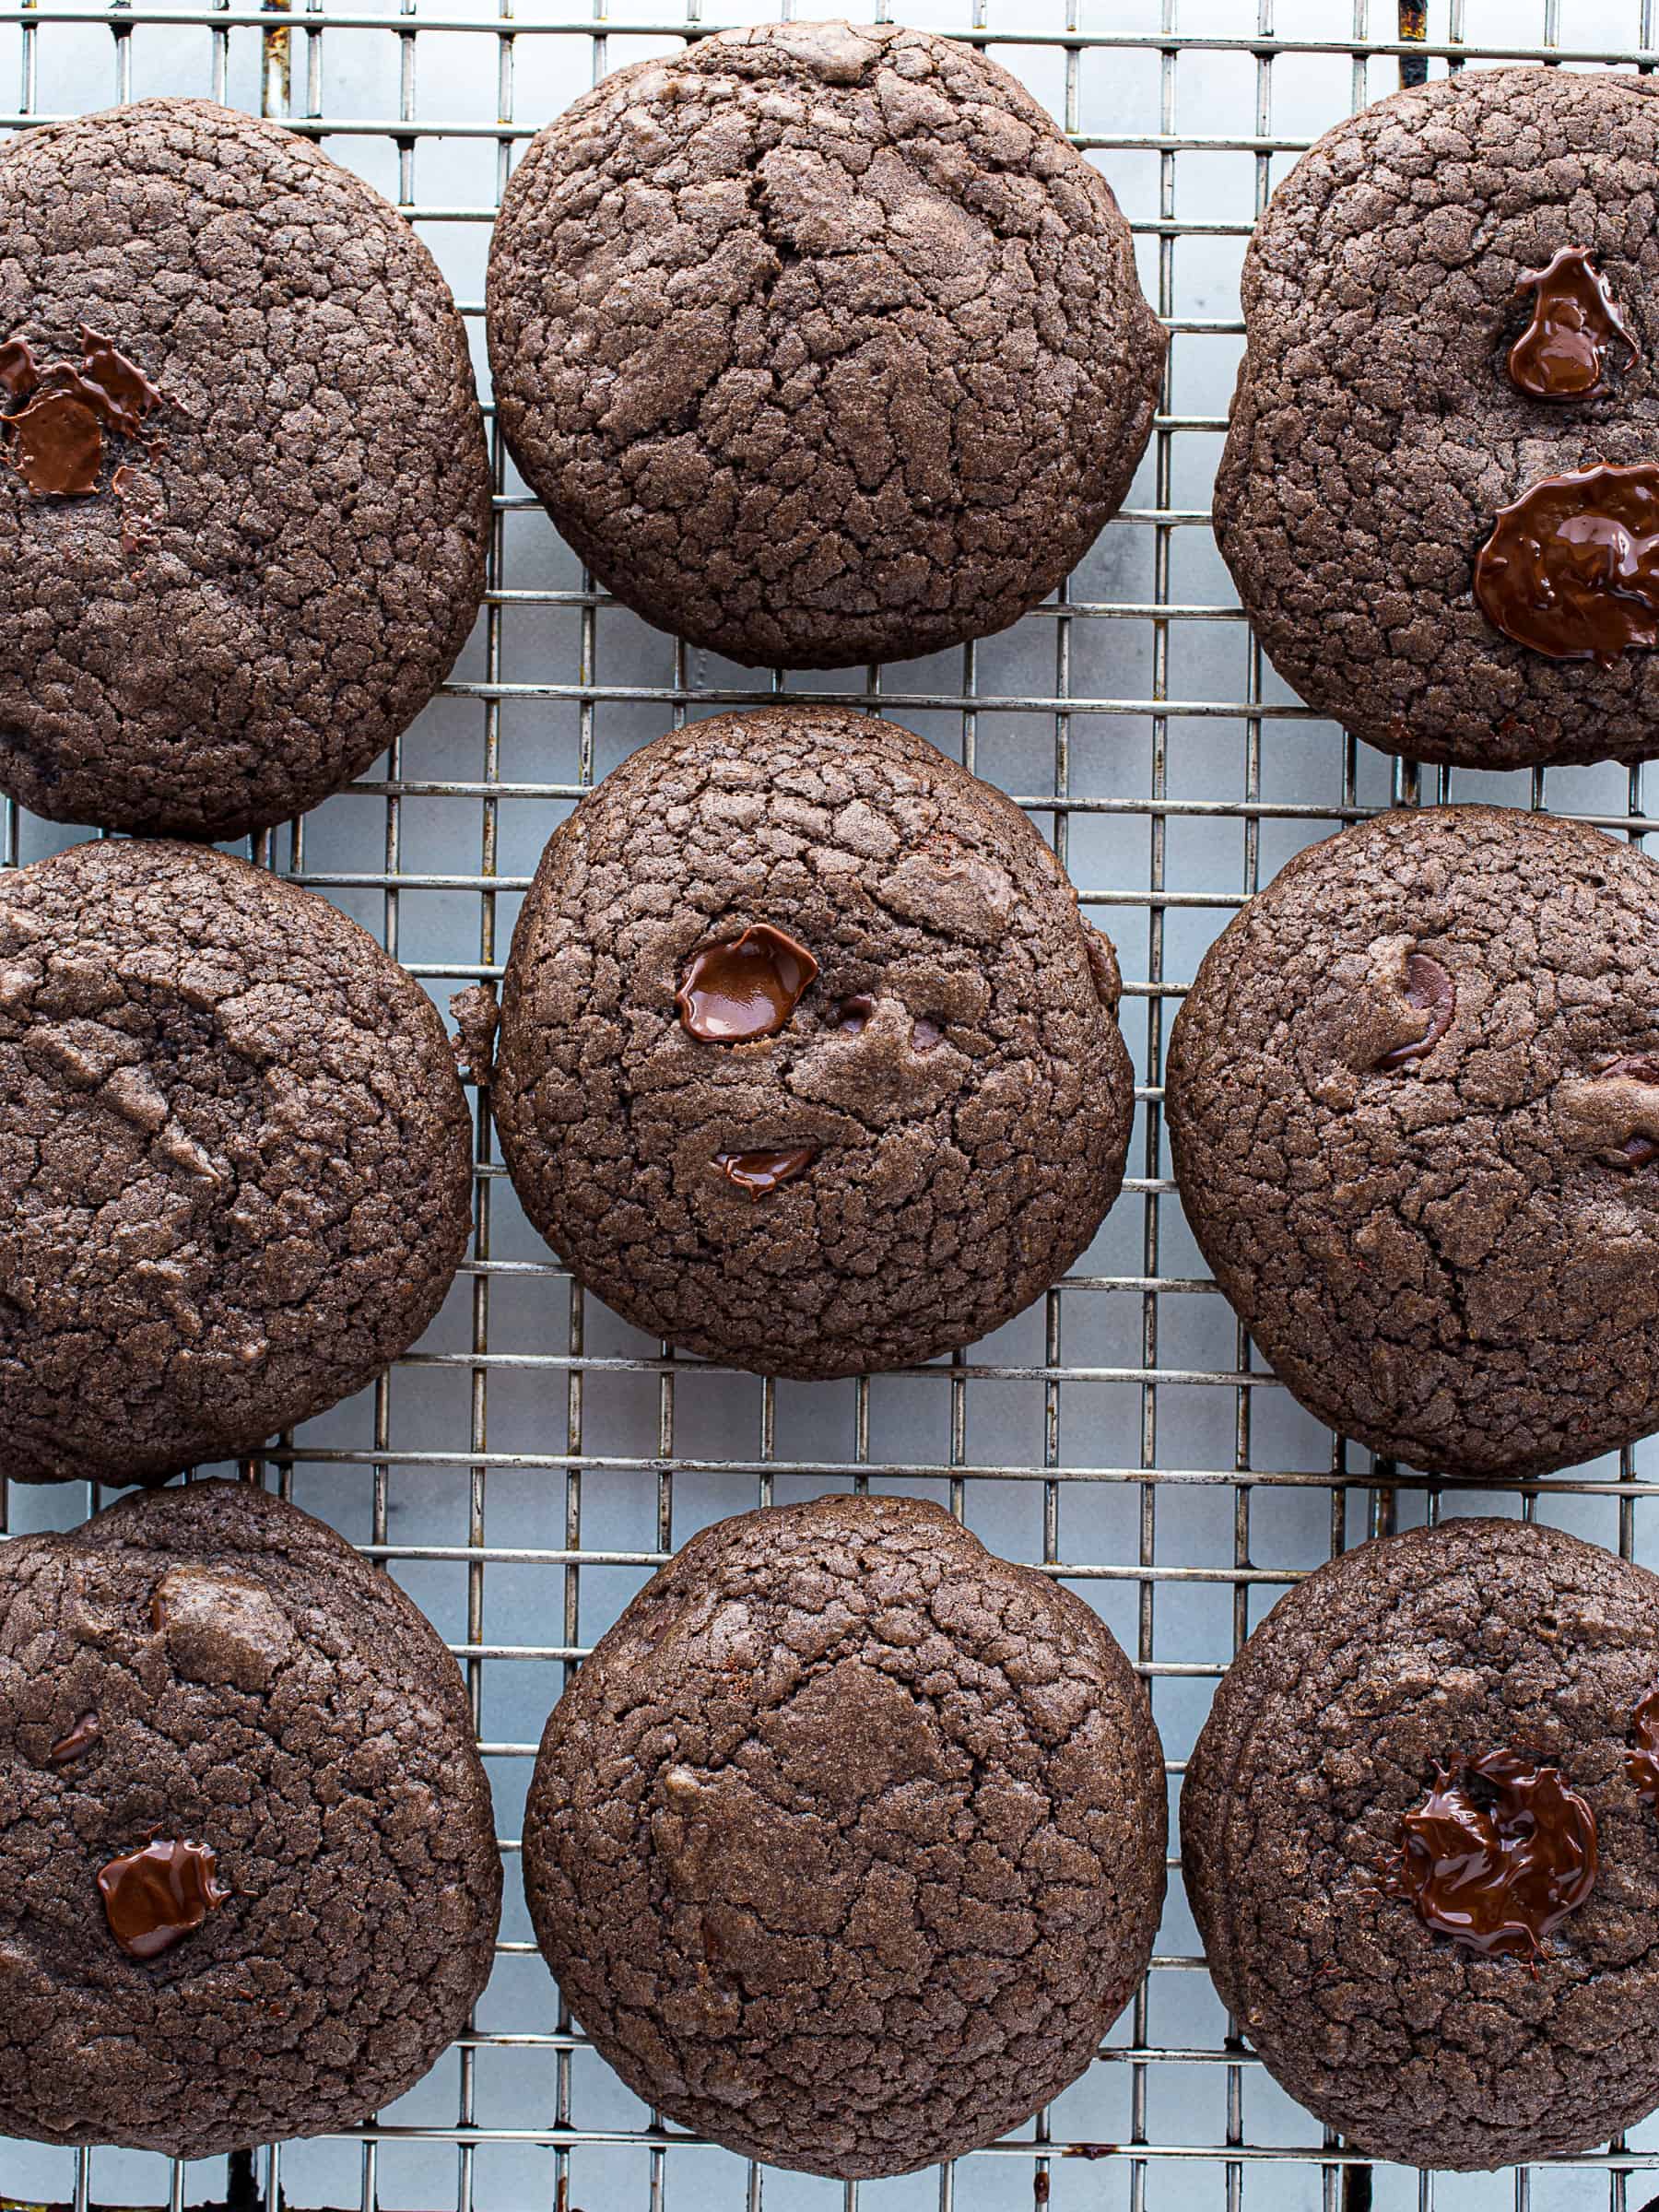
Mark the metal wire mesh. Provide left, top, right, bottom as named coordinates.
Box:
left=6, top=0, right=1659, bottom=2206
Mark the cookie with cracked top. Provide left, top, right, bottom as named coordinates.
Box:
left=1164, top=804, right=1659, bottom=1480
left=0, top=1477, right=501, bottom=2157
left=523, top=1490, right=1167, bottom=2178
left=1183, top=1516, right=1659, bottom=2169
left=489, top=704, right=1135, bottom=1377
left=485, top=20, right=1164, bottom=670
left=0, top=96, right=489, bottom=839
left=1217, top=66, right=1659, bottom=771
left=0, top=837, right=474, bottom=1485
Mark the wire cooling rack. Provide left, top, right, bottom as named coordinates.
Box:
left=8, top=1, right=1659, bottom=2207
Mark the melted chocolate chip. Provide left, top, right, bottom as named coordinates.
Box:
left=8, top=391, right=103, bottom=497
left=835, top=994, right=876, bottom=1035
left=97, top=1837, right=231, bottom=1960
left=1474, top=462, right=1659, bottom=663
left=713, top=1146, right=818, bottom=1199
left=1, top=328, right=164, bottom=500
left=1377, top=952, right=1456, bottom=1068
left=1391, top=1749, right=1597, bottom=1959
left=0, top=337, right=38, bottom=406
left=1507, top=246, right=1637, bottom=401
left=76, top=328, right=164, bottom=438
left=1628, top=1687, right=1659, bottom=1806
left=676, top=924, right=818, bottom=1043
left=47, top=1712, right=101, bottom=1765
left=1590, top=1053, right=1659, bottom=1169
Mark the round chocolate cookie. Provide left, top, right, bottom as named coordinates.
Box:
left=0, top=97, right=489, bottom=838
left=0, top=1477, right=501, bottom=2157
left=523, top=1491, right=1166, bottom=2178
left=1216, top=66, right=1659, bottom=771
left=1182, top=1516, right=1659, bottom=2169
left=0, top=838, right=473, bottom=1484
left=485, top=21, right=1164, bottom=670
left=491, top=705, right=1135, bottom=1377
left=1164, top=804, right=1659, bottom=1480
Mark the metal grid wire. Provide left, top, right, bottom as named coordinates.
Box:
left=7, top=1, right=1659, bottom=2207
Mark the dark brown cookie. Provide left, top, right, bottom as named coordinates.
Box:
left=0, top=1478, right=501, bottom=2158
left=1164, top=804, right=1659, bottom=1479
left=1182, top=1517, right=1659, bottom=2170
left=1216, top=66, right=1659, bottom=771
left=485, top=21, right=1164, bottom=669
left=0, top=97, right=489, bottom=838
left=490, top=705, right=1135, bottom=1377
left=0, top=838, right=473, bottom=1484
left=523, top=1491, right=1166, bottom=2178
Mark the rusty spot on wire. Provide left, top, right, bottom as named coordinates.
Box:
left=1399, top=0, right=1430, bottom=85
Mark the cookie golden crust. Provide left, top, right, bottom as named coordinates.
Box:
left=1216, top=66, right=1659, bottom=770
left=492, top=707, right=1135, bottom=1377
left=487, top=21, right=1164, bottom=669
left=524, top=1492, right=1167, bottom=2178
left=1165, top=804, right=1659, bottom=1479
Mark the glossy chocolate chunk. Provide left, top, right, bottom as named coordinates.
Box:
left=676, top=924, right=818, bottom=1043
left=47, top=1712, right=101, bottom=1765
left=1591, top=1053, right=1659, bottom=1169
left=8, top=391, right=103, bottom=496
left=97, top=1837, right=231, bottom=1960
left=1507, top=246, right=1637, bottom=401
left=1377, top=952, right=1456, bottom=1068
left=1, top=328, right=164, bottom=499
left=1393, top=1748, right=1597, bottom=1959
left=1475, top=462, right=1659, bottom=662
left=1628, top=1687, right=1659, bottom=1806
left=0, top=336, right=38, bottom=405
left=713, top=1145, right=818, bottom=1199
left=76, top=328, right=163, bottom=438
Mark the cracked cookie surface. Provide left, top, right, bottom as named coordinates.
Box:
left=1182, top=1517, right=1659, bottom=2169
left=1215, top=66, right=1659, bottom=770
left=485, top=20, right=1164, bottom=669
left=0, top=1478, right=501, bottom=2157
left=1164, top=804, right=1659, bottom=1479
left=491, top=705, right=1134, bottom=1377
left=0, top=838, right=474, bottom=1484
left=522, top=1491, right=1166, bottom=2178
left=0, top=97, right=490, bottom=838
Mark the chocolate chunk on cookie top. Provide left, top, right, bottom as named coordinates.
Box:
left=1164, top=804, right=1659, bottom=1479
left=0, top=838, right=474, bottom=1484
left=485, top=22, right=1165, bottom=670
left=1215, top=66, right=1659, bottom=770
left=0, top=1479, right=501, bottom=2158
left=1182, top=1519, right=1659, bottom=2169
left=523, top=1492, right=1167, bottom=2178
left=492, top=706, right=1135, bottom=1377
left=0, top=97, right=490, bottom=838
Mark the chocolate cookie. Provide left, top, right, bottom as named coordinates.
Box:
left=485, top=21, right=1164, bottom=669
left=1182, top=1516, right=1659, bottom=2169
left=0, top=838, right=473, bottom=1484
left=0, top=97, right=489, bottom=838
left=490, top=705, right=1134, bottom=1377
left=523, top=1491, right=1166, bottom=2178
left=0, top=1478, right=501, bottom=2157
left=1164, top=804, right=1659, bottom=1479
left=1216, top=66, right=1659, bottom=771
